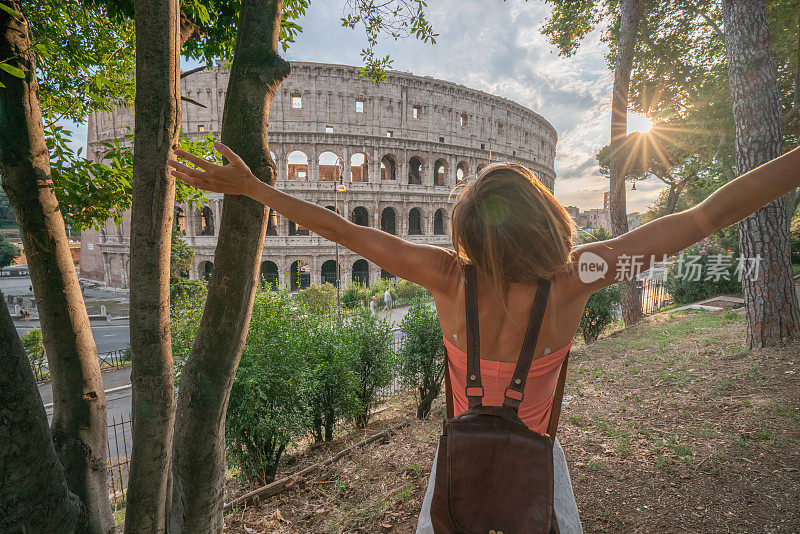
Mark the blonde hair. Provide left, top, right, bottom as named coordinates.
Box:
left=450, top=162, right=575, bottom=313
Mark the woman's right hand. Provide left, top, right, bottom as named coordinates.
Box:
left=168, top=142, right=262, bottom=197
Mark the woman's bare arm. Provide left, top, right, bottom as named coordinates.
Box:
left=575, top=145, right=800, bottom=293
left=168, top=143, right=456, bottom=293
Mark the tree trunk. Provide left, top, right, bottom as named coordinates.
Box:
left=0, top=300, right=84, bottom=533
left=609, top=0, right=643, bottom=326
left=169, top=0, right=290, bottom=531
left=0, top=3, right=113, bottom=532
left=664, top=179, right=686, bottom=215
left=722, top=0, right=800, bottom=347
left=123, top=0, right=181, bottom=532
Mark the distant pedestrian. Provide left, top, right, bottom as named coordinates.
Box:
left=369, top=295, right=378, bottom=315
left=382, top=288, right=392, bottom=312
left=106, top=313, right=112, bottom=323
left=28, top=285, right=32, bottom=292
left=21, top=307, right=29, bottom=321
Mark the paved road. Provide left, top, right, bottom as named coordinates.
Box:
left=15, top=321, right=131, bottom=354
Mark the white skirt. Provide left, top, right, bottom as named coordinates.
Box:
left=416, top=437, right=583, bottom=533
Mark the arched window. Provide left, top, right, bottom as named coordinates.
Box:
left=350, top=153, right=368, bottom=182
left=288, top=220, right=309, bottom=236
left=456, top=161, right=468, bottom=183
left=259, top=261, right=279, bottom=290
left=380, top=207, right=396, bottom=235
left=290, top=260, right=310, bottom=291
left=408, top=208, right=422, bottom=235
left=318, top=151, right=340, bottom=182
left=352, top=259, right=369, bottom=286
left=351, top=206, right=369, bottom=226
left=434, top=159, right=446, bottom=186
left=198, top=206, right=214, bottom=236
left=408, top=156, right=422, bottom=184
left=174, top=207, right=186, bottom=235
left=321, top=260, right=338, bottom=286
left=287, top=150, right=309, bottom=180
left=380, top=155, right=397, bottom=180
left=434, top=209, right=445, bottom=235
left=199, top=260, right=214, bottom=281
left=266, top=210, right=278, bottom=236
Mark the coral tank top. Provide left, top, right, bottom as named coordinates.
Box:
left=444, top=336, right=572, bottom=434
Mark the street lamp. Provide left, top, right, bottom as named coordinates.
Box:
left=334, top=158, right=347, bottom=321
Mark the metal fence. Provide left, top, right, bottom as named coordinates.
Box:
left=107, top=413, right=132, bottom=502
left=638, top=278, right=673, bottom=316
left=33, top=348, right=131, bottom=384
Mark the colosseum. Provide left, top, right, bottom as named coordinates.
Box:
left=80, top=61, right=558, bottom=291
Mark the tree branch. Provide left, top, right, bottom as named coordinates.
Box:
left=181, top=95, right=206, bottom=108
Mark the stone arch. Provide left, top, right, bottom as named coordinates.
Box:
left=434, top=159, right=447, bottom=186
left=408, top=208, right=422, bottom=235
left=350, top=152, right=368, bottom=182
left=199, top=260, right=214, bottom=281
left=290, top=260, right=310, bottom=291
left=434, top=208, right=446, bottom=235
left=408, top=156, right=422, bottom=185
left=266, top=209, right=278, bottom=235
left=477, top=162, right=488, bottom=174
left=351, top=206, right=369, bottom=226
left=174, top=206, right=186, bottom=235
left=352, top=259, right=369, bottom=285
left=380, top=207, right=396, bottom=235
left=321, top=259, right=338, bottom=286
left=456, top=161, right=469, bottom=183
left=318, top=150, right=340, bottom=182
left=195, top=206, right=214, bottom=236
left=287, top=150, right=309, bottom=180
left=288, top=220, right=309, bottom=236
left=259, top=260, right=279, bottom=290
left=380, top=154, right=397, bottom=180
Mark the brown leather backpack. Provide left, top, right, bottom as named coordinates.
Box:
left=431, top=263, right=569, bottom=534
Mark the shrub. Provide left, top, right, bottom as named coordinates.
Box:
left=170, top=282, right=208, bottom=386
left=368, top=278, right=394, bottom=300
left=170, top=278, right=207, bottom=306
left=306, top=321, right=359, bottom=442
left=394, top=279, right=430, bottom=305
left=20, top=327, right=46, bottom=377
left=341, top=282, right=370, bottom=309
left=664, top=236, right=740, bottom=304
left=790, top=215, right=800, bottom=265
left=398, top=303, right=445, bottom=419
left=342, top=309, right=396, bottom=428
left=295, top=283, right=337, bottom=316
left=580, top=284, right=621, bottom=343
left=226, top=290, right=311, bottom=485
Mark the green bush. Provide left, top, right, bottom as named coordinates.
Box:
left=394, top=279, right=430, bottom=305
left=170, top=281, right=208, bottom=386
left=226, top=290, right=311, bottom=485
left=664, top=236, right=740, bottom=304
left=580, top=284, right=621, bottom=343
left=398, top=303, right=445, bottom=419
left=20, top=327, right=46, bottom=377
left=295, top=283, right=337, bottom=316
left=341, top=282, right=370, bottom=309
left=342, top=309, right=396, bottom=428
left=306, top=321, right=359, bottom=442
left=790, top=215, right=800, bottom=265
left=369, top=278, right=394, bottom=300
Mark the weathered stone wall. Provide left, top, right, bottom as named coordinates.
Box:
left=81, top=61, right=558, bottom=289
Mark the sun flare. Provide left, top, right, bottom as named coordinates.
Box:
left=628, top=112, right=653, bottom=134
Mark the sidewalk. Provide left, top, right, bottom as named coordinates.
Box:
left=37, top=366, right=131, bottom=407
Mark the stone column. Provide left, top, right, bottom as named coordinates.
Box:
left=309, top=144, right=318, bottom=182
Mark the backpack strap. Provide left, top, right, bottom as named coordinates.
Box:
left=464, top=263, right=484, bottom=409
left=546, top=351, right=570, bottom=439
left=502, top=278, right=550, bottom=410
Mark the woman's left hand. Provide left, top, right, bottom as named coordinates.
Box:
left=168, top=142, right=261, bottom=197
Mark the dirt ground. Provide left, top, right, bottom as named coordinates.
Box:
left=223, top=310, right=800, bottom=533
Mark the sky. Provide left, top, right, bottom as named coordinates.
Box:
left=68, top=0, right=666, bottom=213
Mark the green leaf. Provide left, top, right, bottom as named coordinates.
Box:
left=0, top=2, right=21, bottom=20
left=0, top=62, right=25, bottom=78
